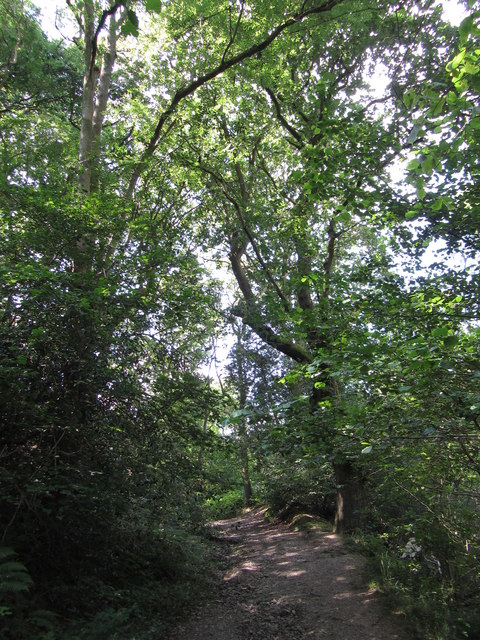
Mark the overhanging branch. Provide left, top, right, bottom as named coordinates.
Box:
left=125, top=0, right=343, bottom=197
left=264, top=86, right=304, bottom=147
left=229, top=239, right=311, bottom=364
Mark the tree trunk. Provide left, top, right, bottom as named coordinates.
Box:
left=234, top=324, right=254, bottom=506
left=239, top=438, right=253, bottom=505
left=91, top=9, right=120, bottom=192
left=78, top=0, right=95, bottom=196
left=333, top=461, right=365, bottom=533
left=69, top=3, right=121, bottom=422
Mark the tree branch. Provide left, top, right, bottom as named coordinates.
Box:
left=231, top=195, right=292, bottom=313
left=264, top=86, right=304, bottom=147
left=229, top=242, right=312, bottom=364
left=222, top=0, right=245, bottom=65
left=90, top=1, right=125, bottom=76
left=199, top=159, right=292, bottom=313
left=295, top=238, right=315, bottom=312
left=173, top=10, right=224, bottom=42
left=125, top=0, right=344, bottom=197
left=66, top=0, right=84, bottom=34
left=322, top=218, right=337, bottom=297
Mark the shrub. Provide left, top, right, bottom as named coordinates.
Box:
left=203, top=488, right=246, bottom=520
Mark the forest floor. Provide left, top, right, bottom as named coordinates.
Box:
left=167, top=506, right=408, bottom=640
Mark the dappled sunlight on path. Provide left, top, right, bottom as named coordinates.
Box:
left=168, top=508, right=407, bottom=640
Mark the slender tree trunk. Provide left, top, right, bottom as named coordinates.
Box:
left=78, top=0, right=95, bottom=196
left=239, top=428, right=253, bottom=505
left=91, top=10, right=120, bottom=192
left=68, top=3, right=122, bottom=424
left=234, top=325, right=254, bottom=506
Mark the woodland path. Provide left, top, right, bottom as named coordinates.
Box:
left=168, top=507, right=408, bottom=640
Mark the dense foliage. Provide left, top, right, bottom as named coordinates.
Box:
left=0, top=0, right=478, bottom=638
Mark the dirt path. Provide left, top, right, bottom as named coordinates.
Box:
left=168, top=507, right=407, bottom=640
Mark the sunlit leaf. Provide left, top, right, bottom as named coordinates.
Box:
left=121, top=10, right=139, bottom=37
left=459, top=15, right=474, bottom=45
left=145, top=0, right=162, bottom=12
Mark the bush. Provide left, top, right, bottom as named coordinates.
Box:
left=58, top=521, right=215, bottom=640
left=351, top=468, right=480, bottom=640
left=203, top=488, right=246, bottom=520
left=259, top=456, right=336, bottom=521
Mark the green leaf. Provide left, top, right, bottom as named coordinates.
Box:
left=0, top=580, right=32, bottom=592
left=431, top=96, right=446, bottom=116
left=121, top=10, right=139, bottom=37
left=145, top=0, right=162, bottom=12
left=432, top=326, right=449, bottom=338
left=447, top=90, right=458, bottom=106
left=444, top=335, right=459, bottom=347
left=459, top=15, right=474, bottom=45
left=407, top=158, right=421, bottom=171
left=338, top=210, right=352, bottom=224
left=463, top=60, right=479, bottom=75
left=449, top=49, right=466, bottom=71
left=361, top=445, right=372, bottom=454
left=0, top=550, right=33, bottom=594
left=422, top=155, right=434, bottom=175
left=362, top=344, right=377, bottom=356
left=403, top=90, right=413, bottom=108
left=416, top=181, right=426, bottom=201
left=407, top=125, right=421, bottom=145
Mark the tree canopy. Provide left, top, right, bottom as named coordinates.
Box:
left=0, top=0, right=479, bottom=638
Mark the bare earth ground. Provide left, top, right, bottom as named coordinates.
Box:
left=168, top=507, right=407, bottom=640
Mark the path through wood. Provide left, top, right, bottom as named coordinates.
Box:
left=168, top=507, right=407, bottom=640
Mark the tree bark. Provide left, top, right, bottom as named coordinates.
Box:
left=333, top=462, right=365, bottom=533
left=240, top=447, right=253, bottom=505
left=91, top=9, right=120, bottom=191
left=78, top=0, right=96, bottom=196
left=234, top=326, right=254, bottom=506
left=229, top=239, right=312, bottom=364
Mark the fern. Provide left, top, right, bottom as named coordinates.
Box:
left=0, top=547, right=33, bottom=594
left=0, top=547, right=14, bottom=561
